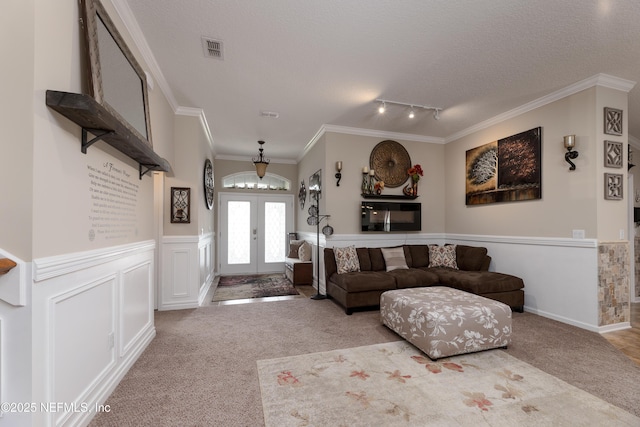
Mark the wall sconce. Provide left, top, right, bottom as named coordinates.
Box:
left=335, top=161, right=342, bottom=186
left=252, top=140, right=270, bottom=179
left=563, top=135, right=578, bottom=170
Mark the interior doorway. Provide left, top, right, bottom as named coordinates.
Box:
left=218, top=193, right=293, bottom=275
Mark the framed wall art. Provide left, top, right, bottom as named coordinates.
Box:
left=604, top=140, right=623, bottom=168
left=465, top=127, right=542, bottom=205
left=170, top=187, right=191, bottom=223
left=604, top=107, right=623, bottom=136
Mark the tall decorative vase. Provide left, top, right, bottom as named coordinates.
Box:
left=362, top=173, right=369, bottom=194
left=413, top=180, right=418, bottom=196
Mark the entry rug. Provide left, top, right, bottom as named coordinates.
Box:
left=257, top=341, right=639, bottom=426
left=212, top=273, right=299, bottom=302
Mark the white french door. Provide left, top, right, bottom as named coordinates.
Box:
left=219, top=193, right=293, bottom=275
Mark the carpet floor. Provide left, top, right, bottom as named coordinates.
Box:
left=212, top=273, right=299, bottom=302
left=90, top=298, right=640, bottom=426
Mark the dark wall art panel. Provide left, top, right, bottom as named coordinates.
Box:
left=466, top=127, right=542, bottom=205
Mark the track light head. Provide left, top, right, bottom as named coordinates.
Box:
left=378, top=101, right=386, bottom=114
left=409, top=107, right=415, bottom=119
left=433, top=109, right=440, bottom=120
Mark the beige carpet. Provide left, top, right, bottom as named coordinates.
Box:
left=258, top=341, right=639, bottom=426
left=89, top=298, right=640, bottom=426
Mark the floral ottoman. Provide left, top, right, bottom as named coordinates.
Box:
left=380, top=286, right=512, bottom=360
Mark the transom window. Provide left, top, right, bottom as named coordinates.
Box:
left=222, top=172, right=291, bottom=191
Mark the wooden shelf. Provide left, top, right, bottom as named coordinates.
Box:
left=0, top=258, right=17, bottom=275
left=361, top=193, right=418, bottom=200
left=46, top=90, right=171, bottom=179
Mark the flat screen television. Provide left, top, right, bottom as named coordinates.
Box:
left=361, top=201, right=421, bottom=232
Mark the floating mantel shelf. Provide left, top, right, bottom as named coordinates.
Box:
left=45, top=90, right=171, bottom=179
left=361, top=193, right=418, bottom=200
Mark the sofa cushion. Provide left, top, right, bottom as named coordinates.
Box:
left=356, top=247, right=372, bottom=271
left=298, top=241, right=312, bottom=261
left=387, top=268, right=439, bottom=289
left=334, top=245, right=361, bottom=274
left=381, top=247, right=409, bottom=271
left=369, top=248, right=386, bottom=271
left=430, top=269, right=524, bottom=294
left=428, top=245, right=458, bottom=269
left=288, top=240, right=304, bottom=258
left=330, top=271, right=396, bottom=293
left=405, top=245, right=430, bottom=268
left=455, top=245, right=488, bottom=271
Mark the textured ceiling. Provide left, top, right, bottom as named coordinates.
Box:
left=124, top=0, right=640, bottom=160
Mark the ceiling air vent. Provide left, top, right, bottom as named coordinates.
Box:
left=202, top=37, right=224, bottom=60
left=260, top=111, right=280, bottom=118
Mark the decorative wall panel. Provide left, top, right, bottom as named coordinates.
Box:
left=597, top=242, right=630, bottom=326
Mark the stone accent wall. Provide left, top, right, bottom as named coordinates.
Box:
left=598, top=241, right=630, bottom=326
left=635, top=236, right=640, bottom=299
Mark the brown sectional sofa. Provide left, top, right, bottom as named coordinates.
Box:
left=324, top=244, right=524, bottom=315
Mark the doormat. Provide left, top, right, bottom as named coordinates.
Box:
left=212, top=273, right=300, bottom=302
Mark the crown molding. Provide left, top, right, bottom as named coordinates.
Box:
left=445, top=73, right=637, bottom=143
left=300, top=124, right=445, bottom=161
left=175, top=107, right=215, bottom=150
left=323, top=124, right=445, bottom=144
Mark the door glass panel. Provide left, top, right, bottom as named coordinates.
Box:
left=227, top=201, right=251, bottom=264
left=264, top=202, right=286, bottom=263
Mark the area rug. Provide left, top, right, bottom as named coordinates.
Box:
left=257, top=341, right=639, bottom=426
left=212, top=273, right=299, bottom=302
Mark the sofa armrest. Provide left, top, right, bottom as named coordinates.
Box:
left=324, top=248, right=337, bottom=278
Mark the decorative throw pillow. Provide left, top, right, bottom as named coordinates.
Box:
left=288, top=240, right=304, bottom=258
left=298, top=241, right=312, bottom=262
left=381, top=247, right=409, bottom=272
left=428, top=244, right=458, bottom=269
left=334, top=245, right=361, bottom=274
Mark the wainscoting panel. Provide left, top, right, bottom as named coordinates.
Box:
left=31, top=240, right=156, bottom=427
left=198, top=234, right=214, bottom=304
left=160, top=234, right=214, bottom=310
left=51, top=275, right=117, bottom=427
left=120, top=261, right=153, bottom=356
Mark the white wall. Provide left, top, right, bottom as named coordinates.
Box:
left=323, top=132, right=446, bottom=235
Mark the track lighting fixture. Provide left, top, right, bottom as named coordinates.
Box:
left=375, top=99, right=442, bottom=120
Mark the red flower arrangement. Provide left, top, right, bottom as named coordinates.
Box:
left=407, top=164, right=424, bottom=182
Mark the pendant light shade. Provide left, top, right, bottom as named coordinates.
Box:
left=253, top=140, right=270, bottom=179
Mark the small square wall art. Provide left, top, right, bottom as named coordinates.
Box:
left=604, top=173, right=623, bottom=200
left=604, top=107, right=623, bottom=136
left=604, top=140, right=623, bottom=168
